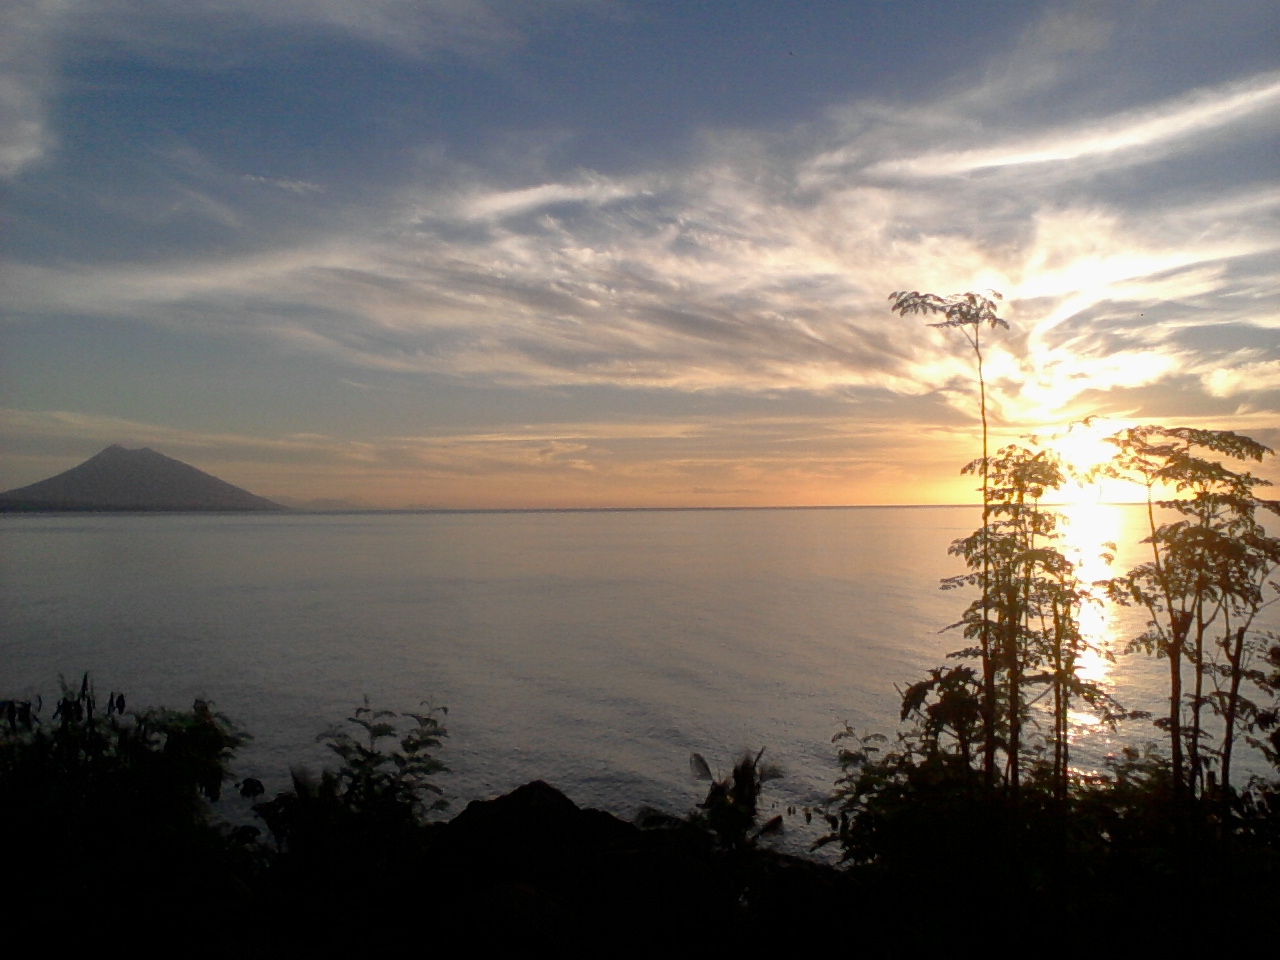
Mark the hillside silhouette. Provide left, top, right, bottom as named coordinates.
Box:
left=0, top=445, right=284, bottom=512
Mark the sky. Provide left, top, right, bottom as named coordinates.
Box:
left=2, top=0, right=1277, bottom=508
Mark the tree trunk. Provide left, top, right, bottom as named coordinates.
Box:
left=1220, top=625, right=1246, bottom=802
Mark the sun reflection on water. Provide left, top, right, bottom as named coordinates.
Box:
left=1056, top=497, right=1123, bottom=688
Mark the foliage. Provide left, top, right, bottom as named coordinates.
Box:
left=1250, top=637, right=1280, bottom=770
left=1102, top=425, right=1280, bottom=800
left=247, top=697, right=449, bottom=873
left=0, top=673, right=244, bottom=831
left=0, top=674, right=252, bottom=939
left=891, top=289, right=1009, bottom=782
left=888, top=289, right=1006, bottom=337
left=322, top=695, right=450, bottom=815
left=638, top=749, right=785, bottom=857
left=821, top=726, right=1010, bottom=878
left=892, top=439, right=1122, bottom=805
left=686, top=749, right=784, bottom=854
left=0, top=678, right=458, bottom=946
left=819, top=290, right=1280, bottom=909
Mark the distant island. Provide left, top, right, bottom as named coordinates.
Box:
left=266, top=494, right=371, bottom=511
left=0, top=445, right=285, bottom=512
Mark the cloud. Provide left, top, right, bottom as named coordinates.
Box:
left=0, top=0, right=62, bottom=176
left=869, top=71, right=1280, bottom=179
left=55, top=0, right=584, bottom=63
left=460, top=176, right=650, bottom=220
left=6, top=1, right=1277, bottom=444
left=958, top=4, right=1114, bottom=110
left=243, top=175, right=324, bottom=195
left=0, top=0, right=595, bottom=178
left=1203, top=360, right=1280, bottom=399
left=0, top=406, right=605, bottom=479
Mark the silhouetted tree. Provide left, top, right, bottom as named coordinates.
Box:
left=942, top=443, right=1117, bottom=799
left=890, top=290, right=1007, bottom=783
left=1103, top=426, right=1280, bottom=803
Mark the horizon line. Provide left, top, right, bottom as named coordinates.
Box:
left=267, top=500, right=1152, bottom=516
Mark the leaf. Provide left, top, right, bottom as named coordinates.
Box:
left=689, top=753, right=713, bottom=781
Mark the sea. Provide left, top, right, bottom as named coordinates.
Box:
left=2, top=505, right=1272, bottom=851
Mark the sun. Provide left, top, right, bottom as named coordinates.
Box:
left=1042, top=418, right=1125, bottom=504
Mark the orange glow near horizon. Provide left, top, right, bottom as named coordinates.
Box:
left=1038, top=417, right=1175, bottom=507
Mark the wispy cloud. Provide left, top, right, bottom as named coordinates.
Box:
left=1204, top=360, right=1280, bottom=399
left=0, top=0, right=61, bottom=176
left=0, top=0, right=596, bottom=177
left=5, top=1, right=1277, bottom=506
left=460, top=176, right=650, bottom=220
left=10, top=48, right=1276, bottom=426
left=870, top=72, right=1280, bottom=179
left=57, top=0, right=587, bottom=63
left=243, top=175, right=324, bottom=195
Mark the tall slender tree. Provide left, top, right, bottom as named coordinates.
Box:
left=890, top=290, right=1007, bottom=783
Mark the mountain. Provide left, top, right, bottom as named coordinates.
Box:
left=0, top=445, right=286, bottom=512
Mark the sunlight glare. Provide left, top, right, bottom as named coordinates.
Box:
left=1056, top=499, right=1124, bottom=684
left=1046, top=418, right=1122, bottom=505
left=1068, top=709, right=1102, bottom=728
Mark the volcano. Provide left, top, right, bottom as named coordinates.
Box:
left=0, top=445, right=286, bottom=512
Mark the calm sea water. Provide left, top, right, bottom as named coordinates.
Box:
left=1, top=506, right=1270, bottom=848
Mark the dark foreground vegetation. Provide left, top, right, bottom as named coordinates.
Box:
left=0, top=679, right=841, bottom=953
left=2, top=667, right=1277, bottom=953
left=4, top=294, right=1278, bottom=951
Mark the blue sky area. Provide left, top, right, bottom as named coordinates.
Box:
left=2, top=1, right=1277, bottom=506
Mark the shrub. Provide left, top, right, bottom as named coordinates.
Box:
left=247, top=697, right=449, bottom=875
left=0, top=673, right=244, bottom=837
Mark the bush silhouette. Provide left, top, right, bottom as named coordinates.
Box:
left=0, top=675, right=251, bottom=945
left=247, top=696, right=449, bottom=881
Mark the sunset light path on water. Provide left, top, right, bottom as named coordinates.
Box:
left=1057, top=499, right=1124, bottom=731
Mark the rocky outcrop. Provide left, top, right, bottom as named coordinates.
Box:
left=414, top=780, right=844, bottom=951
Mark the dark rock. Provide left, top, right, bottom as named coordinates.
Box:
left=421, top=779, right=831, bottom=951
